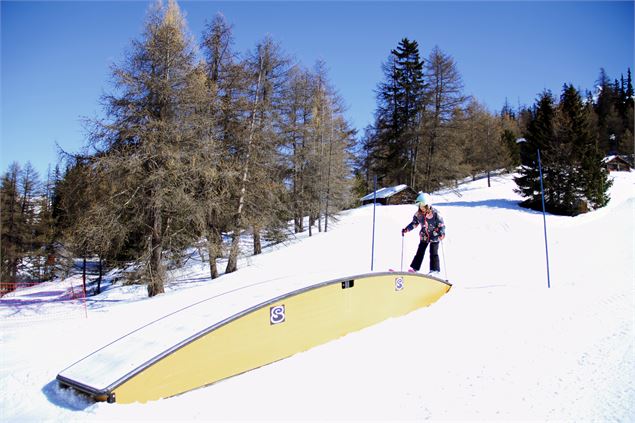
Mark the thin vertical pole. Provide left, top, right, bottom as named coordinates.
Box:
left=537, top=149, right=551, bottom=288
left=441, top=240, right=448, bottom=282
left=371, top=175, right=377, bottom=271
left=400, top=234, right=404, bottom=272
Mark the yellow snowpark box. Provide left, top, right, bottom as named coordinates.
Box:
left=57, top=271, right=451, bottom=403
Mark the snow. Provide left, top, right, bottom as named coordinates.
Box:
left=1, top=172, right=634, bottom=421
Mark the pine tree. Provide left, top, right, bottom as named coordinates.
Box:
left=1, top=163, right=22, bottom=285
left=305, top=62, right=329, bottom=236
left=199, top=12, right=239, bottom=279
left=53, top=160, right=91, bottom=279
left=553, top=84, right=589, bottom=214
left=500, top=106, right=521, bottom=168
left=322, top=114, right=356, bottom=227
left=501, top=98, right=516, bottom=120
left=307, top=61, right=355, bottom=233
left=461, top=99, right=510, bottom=184
left=370, top=38, right=424, bottom=186
left=594, top=68, right=624, bottom=154
left=17, top=163, right=41, bottom=263
left=620, top=68, right=634, bottom=155
left=392, top=38, right=425, bottom=187
left=515, top=91, right=556, bottom=210
left=280, top=61, right=355, bottom=238
left=418, top=46, right=468, bottom=192
left=0, top=162, right=53, bottom=284
left=574, top=90, right=612, bottom=208
left=282, top=65, right=313, bottom=233
left=225, top=36, right=289, bottom=273
left=516, top=86, right=612, bottom=215
left=76, top=0, right=205, bottom=297
left=626, top=68, right=634, bottom=107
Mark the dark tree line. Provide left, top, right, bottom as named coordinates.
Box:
left=0, top=163, right=58, bottom=285
left=594, top=67, right=634, bottom=155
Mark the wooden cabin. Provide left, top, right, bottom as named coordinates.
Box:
left=603, top=155, right=632, bottom=172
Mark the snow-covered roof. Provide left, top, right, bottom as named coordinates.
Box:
left=602, top=155, right=632, bottom=163
left=360, top=184, right=409, bottom=202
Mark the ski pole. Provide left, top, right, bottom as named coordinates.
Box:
left=440, top=240, right=448, bottom=281
left=400, top=233, right=404, bottom=272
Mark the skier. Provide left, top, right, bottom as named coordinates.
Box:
left=401, top=193, right=445, bottom=275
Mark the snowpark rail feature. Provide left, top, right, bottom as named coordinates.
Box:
left=57, top=271, right=451, bottom=403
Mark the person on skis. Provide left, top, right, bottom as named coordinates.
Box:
left=401, top=193, right=445, bottom=274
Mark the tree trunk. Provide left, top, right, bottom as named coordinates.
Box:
left=10, top=258, right=18, bottom=285
left=147, top=207, right=164, bottom=297
left=292, top=136, right=302, bottom=234
left=294, top=213, right=302, bottom=233
left=297, top=173, right=305, bottom=233
left=424, top=125, right=439, bottom=192
left=486, top=126, right=492, bottom=188
left=96, top=256, right=102, bottom=295
left=207, top=227, right=221, bottom=279
left=82, top=256, right=87, bottom=298
left=324, top=122, right=334, bottom=233
left=253, top=227, right=262, bottom=255
left=226, top=234, right=239, bottom=274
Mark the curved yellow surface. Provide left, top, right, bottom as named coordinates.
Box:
left=110, top=273, right=450, bottom=403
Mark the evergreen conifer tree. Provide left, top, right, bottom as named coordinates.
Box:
left=626, top=68, right=634, bottom=106
left=515, top=91, right=556, bottom=210
left=554, top=84, right=590, bottom=214
left=621, top=68, right=634, bottom=154
left=574, top=91, right=612, bottom=209
left=515, top=86, right=612, bottom=215
left=0, top=163, right=22, bottom=285
left=0, top=162, right=53, bottom=284
left=392, top=38, right=425, bottom=186
left=370, top=38, right=424, bottom=186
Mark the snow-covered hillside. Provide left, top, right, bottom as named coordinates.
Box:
left=1, top=171, right=633, bottom=421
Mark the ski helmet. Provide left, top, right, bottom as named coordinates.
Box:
left=415, top=192, right=431, bottom=207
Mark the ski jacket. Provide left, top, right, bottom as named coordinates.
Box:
left=404, top=207, right=445, bottom=243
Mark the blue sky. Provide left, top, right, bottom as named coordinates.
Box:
left=2, top=1, right=633, bottom=178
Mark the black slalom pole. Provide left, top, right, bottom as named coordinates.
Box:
left=371, top=175, right=377, bottom=271
left=537, top=149, right=551, bottom=288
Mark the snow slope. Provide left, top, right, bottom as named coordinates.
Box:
left=1, top=171, right=633, bottom=421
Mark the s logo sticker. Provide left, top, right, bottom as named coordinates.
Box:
left=395, top=277, right=404, bottom=291
left=270, top=304, right=285, bottom=325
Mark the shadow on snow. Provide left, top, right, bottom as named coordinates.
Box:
left=436, top=198, right=542, bottom=214
left=42, top=380, right=95, bottom=412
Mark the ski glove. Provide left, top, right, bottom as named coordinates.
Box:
left=401, top=228, right=408, bottom=236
